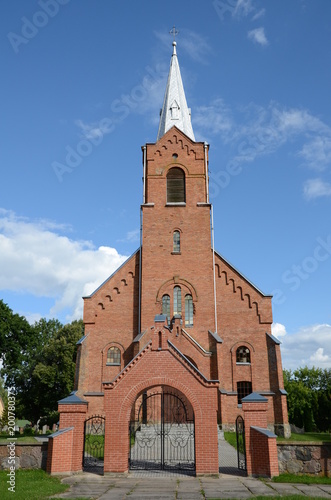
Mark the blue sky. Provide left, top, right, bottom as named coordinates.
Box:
left=1, top=0, right=331, bottom=370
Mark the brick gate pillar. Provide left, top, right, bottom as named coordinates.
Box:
left=242, top=392, right=279, bottom=477
left=47, top=391, right=88, bottom=474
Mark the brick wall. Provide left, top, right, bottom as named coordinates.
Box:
left=46, top=428, right=74, bottom=474
left=250, top=427, right=279, bottom=477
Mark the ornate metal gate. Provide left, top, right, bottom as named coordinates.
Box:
left=235, top=415, right=247, bottom=471
left=83, top=415, right=105, bottom=472
left=129, top=391, right=195, bottom=472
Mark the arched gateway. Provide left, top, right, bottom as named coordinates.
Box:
left=102, top=318, right=219, bottom=475
left=129, top=387, right=195, bottom=472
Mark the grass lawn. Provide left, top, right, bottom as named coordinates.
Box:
left=271, top=473, right=331, bottom=484
left=224, top=430, right=331, bottom=445
left=0, top=469, right=69, bottom=500
left=224, top=431, right=237, bottom=449
left=277, top=432, right=331, bottom=442
left=0, top=436, right=39, bottom=444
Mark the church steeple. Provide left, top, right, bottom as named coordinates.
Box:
left=157, top=41, right=195, bottom=142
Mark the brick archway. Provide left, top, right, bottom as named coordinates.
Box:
left=119, top=376, right=202, bottom=425
left=103, top=343, right=219, bottom=474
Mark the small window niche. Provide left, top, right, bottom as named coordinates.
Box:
left=162, top=294, right=170, bottom=325
left=173, top=230, right=180, bottom=253
left=185, top=294, right=193, bottom=327
left=107, top=346, right=121, bottom=366
left=173, top=286, right=182, bottom=315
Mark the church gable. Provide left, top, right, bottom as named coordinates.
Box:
left=214, top=251, right=272, bottom=325
left=151, top=126, right=204, bottom=163
left=83, top=250, right=139, bottom=325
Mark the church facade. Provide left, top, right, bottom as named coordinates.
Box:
left=49, top=40, right=289, bottom=476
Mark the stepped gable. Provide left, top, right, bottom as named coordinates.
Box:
left=214, top=250, right=273, bottom=324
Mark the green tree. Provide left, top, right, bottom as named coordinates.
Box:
left=0, top=299, right=33, bottom=386
left=284, top=366, right=331, bottom=432
left=31, top=320, right=84, bottom=420
left=0, top=376, right=8, bottom=429
left=0, top=300, right=84, bottom=424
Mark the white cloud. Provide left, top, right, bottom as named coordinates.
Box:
left=193, top=98, right=331, bottom=195
left=75, top=119, right=113, bottom=140
left=117, top=228, right=140, bottom=244
left=279, top=323, right=331, bottom=370
left=234, top=0, right=255, bottom=18
left=303, top=178, right=331, bottom=200
left=154, top=29, right=211, bottom=65
left=194, top=98, right=233, bottom=139
left=299, top=136, right=331, bottom=170
left=0, top=209, right=128, bottom=322
left=247, top=27, right=269, bottom=46
left=271, top=322, right=287, bottom=339
left=75, top=62, right=168, bottom=134
left=251, top=8, right=266, bottom=21
left=310, top=347, right=329, bottom=364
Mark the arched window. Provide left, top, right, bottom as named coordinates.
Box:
left=236, top=346, right=251, bottom=364
left=173, top=286, right=182, bottom=315
left=107, top=346, right=121, bottom=365
left=237, top=381, right=252, bottom=405
left=173, top=230, right=180, bottom=253
left=185, top=294, right=193, bottom=326
left=162, top=294, right=170, bottom=324
left=167, top=167, right=185, bottom=203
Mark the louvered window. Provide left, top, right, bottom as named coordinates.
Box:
left=173, top=286, right=182, bottom=315
left=236, top=346, right=251, bottom=364
left=185, top=294, right=193, bottom=326
left=167, top=168, right=185, bottom=203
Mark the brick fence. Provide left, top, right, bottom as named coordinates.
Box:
left=277, top=442, right=331, bottom=476
left=0, top=442, right=48, bottom=470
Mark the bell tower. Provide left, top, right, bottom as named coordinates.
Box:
left=140, top=41, right=216, bottom=348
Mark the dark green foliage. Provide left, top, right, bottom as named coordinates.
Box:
left=284, top=367, right=331, bottom=432
left=0, top=299, right=84, bottom=424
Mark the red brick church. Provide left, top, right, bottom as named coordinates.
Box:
left=47, top=40, right=289, bottom=477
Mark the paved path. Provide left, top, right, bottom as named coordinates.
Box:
left=55, top=436, right=331, bottom=499
left=55, top=472, right=331, bottom=499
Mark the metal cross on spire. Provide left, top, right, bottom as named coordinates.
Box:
left=169, top=25, right=179, bottom=41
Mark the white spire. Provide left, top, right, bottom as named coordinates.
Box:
left=157, top=41, right=195, bottom=142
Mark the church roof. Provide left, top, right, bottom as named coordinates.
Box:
left=157, top=41, right=195, bottom=142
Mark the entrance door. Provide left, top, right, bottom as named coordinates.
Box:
left=129, top=391, right=195, bottom=472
